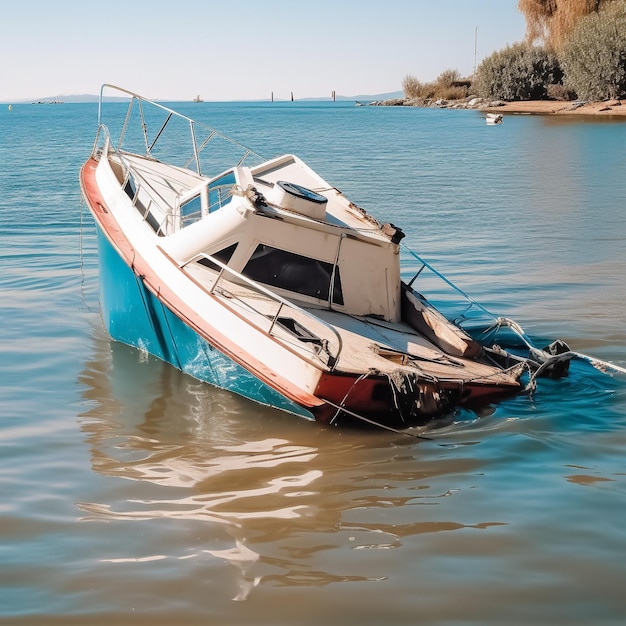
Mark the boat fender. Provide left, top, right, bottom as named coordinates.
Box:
left=537, top=339, right=571, bottom=378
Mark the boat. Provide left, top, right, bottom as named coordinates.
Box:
left=193, top=95, right=203, bottom=103
left=486, top=112, right=503, bottom=125
left=80, top=85, right=611, bottom=431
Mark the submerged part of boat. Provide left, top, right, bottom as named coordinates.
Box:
left=79, top=85, right=623, bottom=431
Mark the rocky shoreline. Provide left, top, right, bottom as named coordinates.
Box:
left=368, top=96, right=626, bottom=117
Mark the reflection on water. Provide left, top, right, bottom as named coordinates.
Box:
left=4, top=103, right=625, bottom=623
left=76, top=332, right=516, bottom=603
left=78, top=335, right=326, bottom=599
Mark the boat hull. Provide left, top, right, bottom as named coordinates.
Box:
left=95, top=227, right=316, bottom=419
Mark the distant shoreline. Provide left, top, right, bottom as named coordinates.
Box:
left=6, top=95, right=625, bottom=117
left=482, top=99, right=626, bottom=117
left=370, top=96, right=626, bottom=117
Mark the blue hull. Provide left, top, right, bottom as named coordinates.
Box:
left=96, top=229, right=314, bottom=419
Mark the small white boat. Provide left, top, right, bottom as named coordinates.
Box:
left=81, top=85, right=602, bottom=430
left=486, top=113, right=503, bottom=125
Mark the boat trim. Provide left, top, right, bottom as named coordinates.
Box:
left=80, top=157, right=327, bottom=410
left=172, top=249, right=344, bottom=368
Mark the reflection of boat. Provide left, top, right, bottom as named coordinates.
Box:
left=486, top=113, right=503, bottom=125
left=76, top=334, right=322, bottom=600
left=80, top=84, right=585, bottom=430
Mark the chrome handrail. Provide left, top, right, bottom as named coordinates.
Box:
left=97, top=84, right=265, bottom=176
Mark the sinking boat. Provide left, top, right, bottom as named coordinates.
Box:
left=80, top=85, right=613, bottom=430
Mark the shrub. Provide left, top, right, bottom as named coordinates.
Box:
left=474, top=42, right=563, bottom=100
left=402, top=74, right=423, bottom=100
left=560, top=2, right=626, bottom=100
left=546, top=83, right=577, bottom=101
left=402, top=70, right=470, bottom=101
left=436, top=69, right=462, bottom=88
left=437, top=85, right=471, bottom=101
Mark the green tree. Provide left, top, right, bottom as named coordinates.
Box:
left=473, top=43, right=562, bottom=100
left=560, top=2, right=626, bottom=99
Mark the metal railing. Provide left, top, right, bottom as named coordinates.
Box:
left=96, top=84, right=264, bottom=175
left=181, top=252, right=343, bottom=370
left=92, top=85, right=345, bottom=369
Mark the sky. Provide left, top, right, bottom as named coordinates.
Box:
left=0, top=1, right=527, bottom=102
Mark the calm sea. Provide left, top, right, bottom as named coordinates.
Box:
left=1, top=99, right=625, bottom=626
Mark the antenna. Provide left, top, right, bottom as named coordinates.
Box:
left=473, top=26, right=478, bottom=78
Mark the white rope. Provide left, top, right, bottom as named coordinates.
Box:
left=403, top=246, right=626, bottom=379
left=571, top=351, right=626, bottom=376
left=471, top=316, right=626, bottom=378
left=323, top=396, right=433, bottom=440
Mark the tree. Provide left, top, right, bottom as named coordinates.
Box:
left=560, top=2, right=626, bottom=99
left=518, top=0, right=617, bottom=49
left=473, top=43, right=562, bottom=100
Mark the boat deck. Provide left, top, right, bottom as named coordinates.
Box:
left=184, top=260, right=516, bottom=385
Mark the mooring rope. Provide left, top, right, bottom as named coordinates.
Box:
left=484, top=317, right=626, bottom=376
left=403, top=244, right=625, bottom=379
left=78, top=196, right=97, bottom=314
left=328, top=370, right=374, bottom=426
left=324, top=396, right=433, bottom=440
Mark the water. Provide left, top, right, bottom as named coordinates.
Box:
left=1, top=100, right=626, bottom=625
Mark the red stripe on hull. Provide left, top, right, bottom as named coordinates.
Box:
left=312, top=370, right=520, bottom=424
left=80, top=158, right=325, bottom=411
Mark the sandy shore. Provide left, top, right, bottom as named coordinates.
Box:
left=482, top=99, right=626, bottom=117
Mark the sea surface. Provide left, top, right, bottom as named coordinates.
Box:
left=1, top=98, right=625, bottom=626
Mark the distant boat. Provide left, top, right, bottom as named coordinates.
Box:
left=486, top=113, right=503, bottom=125
left=32, top=96, right=64, bottom=105
left=193, top=95, right=203, bottom=103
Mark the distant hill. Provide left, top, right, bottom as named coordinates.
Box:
left=6, top=94, right=129, bottom=104
left=307, top=91, right=404, bottom=102
left=5, top=90, right=404, bottom=105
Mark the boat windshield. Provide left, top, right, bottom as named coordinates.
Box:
left=180, top=194, right=203, bottom=227
left=208, top=171, right=237, bottom=213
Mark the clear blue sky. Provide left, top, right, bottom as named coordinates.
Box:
left=0, top=1, right=526, bottom=101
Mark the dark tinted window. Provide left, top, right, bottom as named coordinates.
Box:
left=198, top=243, right=238, bottom=271
left=242, top=244, right=343, bottom=304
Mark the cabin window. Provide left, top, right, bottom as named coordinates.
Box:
left=124, top=178, right=164, bottom=236
left=198, top=243, right=238, bottom=272
left=242, top=244, right=344, bottom=305
left=208, top=171, right=237, bottom=213
left=180, top=194, right=202, bottom=227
